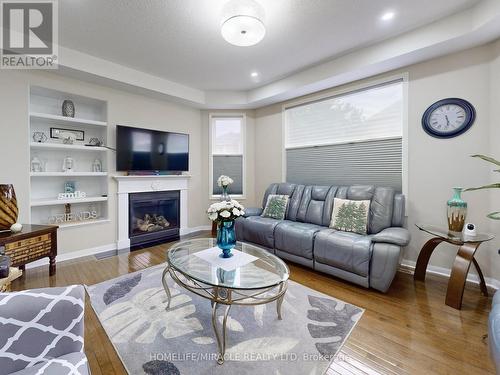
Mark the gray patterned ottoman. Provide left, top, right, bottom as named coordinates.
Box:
left=0, top=285, right=89, bottom=375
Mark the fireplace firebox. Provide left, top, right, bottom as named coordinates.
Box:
left=129, top=190, right=180, bottom=248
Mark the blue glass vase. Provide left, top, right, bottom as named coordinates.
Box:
left=217, top=220, right=236, bottom=258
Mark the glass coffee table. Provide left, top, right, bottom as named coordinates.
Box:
left=414, top=224, right=494, bottom=309
left=162, top=238, right=289, bottom=364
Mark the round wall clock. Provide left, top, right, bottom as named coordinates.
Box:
left=421, top=98, right=476, bottom=138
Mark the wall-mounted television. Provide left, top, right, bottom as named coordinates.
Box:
left=116, top=125, right=189, bottom=172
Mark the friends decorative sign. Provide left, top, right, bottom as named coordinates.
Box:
left=58, top=190, right=86, bottom=200
left=49, top=210, right=97, bottom=224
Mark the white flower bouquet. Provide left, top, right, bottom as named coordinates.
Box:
left=217, top=175, right=234, bottom=187
left=207, top=200, right=245, bottom=222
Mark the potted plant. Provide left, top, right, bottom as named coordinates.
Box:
left=465, top=154, right=500, bottom=220
left=207, top=200, right=245, bottom=258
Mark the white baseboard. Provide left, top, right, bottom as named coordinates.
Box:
left=26, top=243, right=118, bottom=270
left=401, top=259, right=500, bottom=291
left=180, top=225, right=211, bottom=235
left=26, top=226, right=212, bottom=270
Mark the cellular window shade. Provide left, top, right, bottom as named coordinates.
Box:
left=213, top=118, right=242, bottom=154
left=286, top=138, right=402, bottom=191
left=285, top=81, right=403, bottom=191
left=213, top=155, right=243, bottom=195
left=285, top=81, right=403, bottom=148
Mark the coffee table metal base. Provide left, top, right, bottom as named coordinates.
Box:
left=162, top=263, right=287, bottom=364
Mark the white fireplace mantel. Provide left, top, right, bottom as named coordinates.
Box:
left=114, top=174, right=191, bottom=250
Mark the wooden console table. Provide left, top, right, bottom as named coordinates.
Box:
left=414, top=223, right=494, bottom=310
left=0, top=225, right=58, bottom=276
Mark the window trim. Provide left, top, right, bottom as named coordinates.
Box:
left=281, top=73, right=409, bottom=207
left=209, top=113, right=246, bottom=200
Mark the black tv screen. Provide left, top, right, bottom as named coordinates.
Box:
left=116, top=125, right=189, bottom=172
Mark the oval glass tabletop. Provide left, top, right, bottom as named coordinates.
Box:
left=167, top=238, right=289, bottom=290
left=415, top=223, right=495, bottom=243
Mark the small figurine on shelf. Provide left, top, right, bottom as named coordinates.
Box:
left=62, top=156, right=75, bottom=172
left=92, top=159, right=102, bottom=172
left=32, top=132, right=47, bottom=143
left=87, top=137, right=104, bottom=147
left=31, top=156, right=43, bottom=172
left=64, top=181, right=76, bottom=194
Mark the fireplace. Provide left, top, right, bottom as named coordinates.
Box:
left=129, top=190, right=180, bottom=248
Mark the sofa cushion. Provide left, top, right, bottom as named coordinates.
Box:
left=274, top=221, right=323, bottom=260
left=262, top=194, right=289, bottom=220
left=9, top=352, right=89, bottom=375
left=330, top=198, right=370, bottom=235
left=314, top=229, right=372, bottom=277
left=242, top=216, right=281, bottom=249
left=296, top=185, right=335, bottom=226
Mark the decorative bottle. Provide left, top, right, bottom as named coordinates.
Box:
left=447, top=187, right=467, bottom=234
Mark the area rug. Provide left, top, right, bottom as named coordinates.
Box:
left=87, top=265, right=364, bottom=375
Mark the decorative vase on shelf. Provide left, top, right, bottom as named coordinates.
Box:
left=216, top=220, right=236, bottom=258
left=220, top=185, right=231, bottom=202
left=62, top=100, right=75, bottom=117
left=447, top=187, right=467, bottom=234
left=0, top=185, right=18, bottom=231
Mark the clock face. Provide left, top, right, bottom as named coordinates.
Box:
left=428, top=104, right=466, bottom=134
left=422, top=98, right=475, bottom=138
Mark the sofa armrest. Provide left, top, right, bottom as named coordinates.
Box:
left=370, top=243, right=402, bottom=293
left=0, top=285, right=85, bottom=374
left=243, top=207, right=262, bottom=217
left=372, top=227, right=410, bottom=247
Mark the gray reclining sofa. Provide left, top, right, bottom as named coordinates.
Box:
left=236, top=183, right=410, bottom=293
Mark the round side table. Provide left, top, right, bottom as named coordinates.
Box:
left=414, top=223, right=494, bottom=309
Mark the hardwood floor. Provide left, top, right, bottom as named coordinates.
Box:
left=11, top=233, right=494, bottom=374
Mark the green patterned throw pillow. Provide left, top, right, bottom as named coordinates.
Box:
left=330, top=198, right=370, bottom=235
left=262, top=194, right=289, bottom=220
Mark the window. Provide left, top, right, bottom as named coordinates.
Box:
left=285, top=80, right=404, bottom=191
left=210, top=114, right=245, bottom=197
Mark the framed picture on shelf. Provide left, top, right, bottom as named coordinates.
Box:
left=50, top=128, right=85, bottom=141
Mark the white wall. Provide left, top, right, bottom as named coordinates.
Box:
left=254, top=40, right=500, bottom=283
left=0, top=69, right=206, bottom=255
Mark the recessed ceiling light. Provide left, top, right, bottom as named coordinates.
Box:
left=381, top=11, right=395, bottom=21
left=221, top=0, right=266, bottom=47
left=251, top=72, right=259, bottom=77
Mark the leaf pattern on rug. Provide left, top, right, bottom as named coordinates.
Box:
left=218, top=315, right=244, bottom=332
left=254, top=304, right=266, bottom=327
left=142, top=360, right=180, bottom=375
left=103, top=273, right=142, bottom=305
left=226, top=336, right=299, bottom=359
left=306, top=295, right=362, bottom=356
left=100, top=287, right=203, bottom=344
left=192, top=336, right=215, bottom=345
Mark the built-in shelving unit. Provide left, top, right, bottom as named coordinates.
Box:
left=29, top=112, right=107, bottom=127
left=30, top=172, right=108, bottom=177
left=31, top=196, right=108, bottom=207
left=29, top=86, right=109, bottom=228
left=30, top=142, right=108, bottom=152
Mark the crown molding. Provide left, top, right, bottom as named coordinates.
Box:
left=53, top=0, right=500, bottom=109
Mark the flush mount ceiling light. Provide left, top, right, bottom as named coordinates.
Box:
left=221, top=0, right=266, bottom=47
left=381, top=11, right=395, bottom=21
